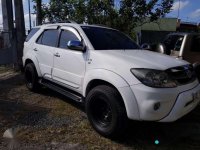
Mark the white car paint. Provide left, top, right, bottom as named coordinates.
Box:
left=23, top=23, right=200, bottom=122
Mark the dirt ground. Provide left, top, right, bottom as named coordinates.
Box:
left=1, top=68, right=200, bottom=150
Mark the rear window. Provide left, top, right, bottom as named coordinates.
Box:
left=191, top=35, right=200, bottom=52
left=25, top=28, right=40, bottom=42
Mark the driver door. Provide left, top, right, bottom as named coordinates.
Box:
left=52, top=26, right=86, bottom=91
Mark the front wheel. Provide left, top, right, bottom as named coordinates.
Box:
left=86, top=85, right=128, bottom=138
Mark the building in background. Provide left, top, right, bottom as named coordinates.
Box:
left=177, top=20, right=200, bottom=33
left=135, top=18, right=200, bottom=45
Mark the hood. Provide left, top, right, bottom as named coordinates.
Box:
left=96, top=50, right=189, bottom=70
left=89, top=49, right=190, bottom=86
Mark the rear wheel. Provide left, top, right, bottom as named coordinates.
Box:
left=86, top=85, right=128, bottom=138
left=24, top=63, right=40, bottom=91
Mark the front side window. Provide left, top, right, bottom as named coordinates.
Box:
left=36, top=29, right=58, bottom=47
left=191, top=35, right=200, bottom=52
left=59, top=30, right=79, bottom=49
left=81, top=26, right=139, bottom=50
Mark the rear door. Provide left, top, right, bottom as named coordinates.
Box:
left=34, top=26, right=59, bottom=79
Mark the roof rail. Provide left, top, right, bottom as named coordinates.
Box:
left=42, top=20, right=77, bottom=25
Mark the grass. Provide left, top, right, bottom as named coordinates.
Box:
left=0, top=65, right=13, bottom=74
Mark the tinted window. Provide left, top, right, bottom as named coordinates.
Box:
left=163, top=35, right=184, bottom=54
left=36, top=29, right=58, bottom=47
left=191, top=35, right=200, bottom=52
left=26, top=28, right=40, bottom=42
left=174, top=37, right=184, bottom=51
left=81, top=26, right=139, bottom=50
left=59, top=30, right=79, bottom=48
left=37, top=34, right=43, bottom=44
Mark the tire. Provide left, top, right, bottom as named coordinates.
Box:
left=86, top=85, right=128, bottom=138
left=24, top=63, right=40, bottom=91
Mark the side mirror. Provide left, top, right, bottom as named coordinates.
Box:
left=67, top=40, right=85, bottom=51
left=141, top=43, right=151, bottom=50
left=155, top=43, right=166, bottom=54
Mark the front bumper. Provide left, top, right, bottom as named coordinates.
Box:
left=129, top=79, right=200, bottom=122
left=159, top=83, right=200, bottom=122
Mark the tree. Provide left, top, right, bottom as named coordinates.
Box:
left=41, top=0, right=86, bottom=23
left=119, top=0, right=173, bottom=35
left=39, top=0, right=173, bottom=37
left=32, top=0, right=43, bottom=25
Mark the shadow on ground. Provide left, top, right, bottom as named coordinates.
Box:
left=115, top=107, right=200, bottom=149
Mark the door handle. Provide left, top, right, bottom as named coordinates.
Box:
left=33, top=48, right=38, bottom=51
left=54, top=53, right=60, bottom=57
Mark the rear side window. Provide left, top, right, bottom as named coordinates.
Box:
left=25, top=28, right=40, bottom=42
left=191, top=35, right=200, bottom=52
left=36, top=29, right=58, bottom=47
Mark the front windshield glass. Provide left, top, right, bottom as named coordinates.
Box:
left=81, top=26, right=139, bottom=50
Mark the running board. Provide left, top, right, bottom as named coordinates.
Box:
left=39, top=79, right=83, bottom=103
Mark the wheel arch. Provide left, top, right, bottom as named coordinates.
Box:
left=83, top=69, right=140, bottom=120
left=86, top=79, right=127, bottom=115
left=83, top=69, right=129, bottom=97
left=24, top=56, right=42, bottom=77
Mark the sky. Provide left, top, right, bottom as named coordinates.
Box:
left=166, top=0, right=200, bottom=23
left=0, top=0, right=200, bottom=30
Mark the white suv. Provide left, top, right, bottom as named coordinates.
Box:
left=23, top=23, right=200, bottom=138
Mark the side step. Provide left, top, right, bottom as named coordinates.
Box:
left=39, top=79, right=83, bottom=103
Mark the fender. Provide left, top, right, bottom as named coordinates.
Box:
left=23, top=52, right=42, bottom=77
left=83, top=69, right=129, bottom=96
left=82, top=69, right=140, bottom=120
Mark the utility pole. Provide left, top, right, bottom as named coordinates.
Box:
left=28, top=0, right=32, bottom=30
left=1, top=0, right=17, bottom=65
left=36, top=0, right=42, bottom=25
left=14, top=0, right=26, bottom=69
left=1, top=0, right=14, bottom=48
left=178, top=0, right=180, bottom=19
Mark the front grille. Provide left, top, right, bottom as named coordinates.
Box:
left=166, top=65, right=197, bottom=85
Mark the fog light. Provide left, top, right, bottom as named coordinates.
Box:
left=154, top=102, right=160, bottom=111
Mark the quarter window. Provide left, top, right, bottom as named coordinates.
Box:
left=26, top=28, right=40, bottom=42
left=36, top=29, right=58, bottom=47
left=59, top=30, right=79, bottom=49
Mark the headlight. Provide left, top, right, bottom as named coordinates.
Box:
left=131, top=68, right=177, bottom=88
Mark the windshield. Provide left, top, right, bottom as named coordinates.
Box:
left=81, top=26, right=139, bottom=50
